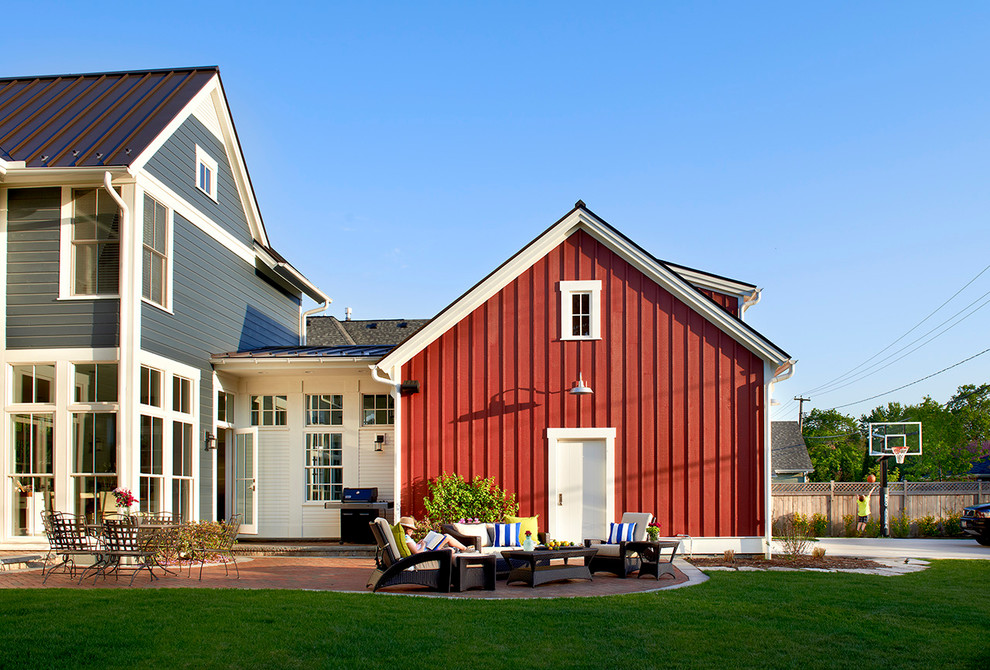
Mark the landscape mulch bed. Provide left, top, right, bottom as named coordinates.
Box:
left=687, top=555, right=886, bottom=570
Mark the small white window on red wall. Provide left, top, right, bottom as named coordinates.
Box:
left=559, top=280, right=602, bottom=340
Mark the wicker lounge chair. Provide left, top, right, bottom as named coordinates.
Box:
left=366, top=518, right=452, bottom=593
left=584, top=512, right=654, bottom=578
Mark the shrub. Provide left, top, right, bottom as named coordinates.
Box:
left=889, top=513, right=911, bottom=538
left=809, top=513, right=829, bottom=537
left=791, top=513, right=810, bottom=537
left=165, top=520, right=232, bottom=564
left=422, top=473, right=518, bottom=524
left=917, top=515, right=939, bottom=537
left=723, top=549, right=735, bottom=563
left=842, top=514, right=857, bottom=537
left=864, top=517, right=884, bottom=537
left=776, top=513, right=808, bottom=557
left=811, top=546, right=826, bottom=560
left=943, top=511, right=963, bottom=537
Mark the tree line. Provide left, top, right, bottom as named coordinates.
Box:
left=802, top=383, right=990, bottom=481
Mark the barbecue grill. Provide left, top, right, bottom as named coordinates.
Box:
left=325, top=488, right=394, bottom=544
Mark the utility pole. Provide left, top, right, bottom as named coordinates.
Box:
left=794, top=396, right=811, bottom=431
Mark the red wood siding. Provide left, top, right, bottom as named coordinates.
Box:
left=401, top=230, right=766, bottom=537
left=697, top=288, right=739, bottom=317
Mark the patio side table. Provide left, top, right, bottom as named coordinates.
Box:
left=627, top=540, right=680, bottom=580
left=451, top=553, right=496, bottom=592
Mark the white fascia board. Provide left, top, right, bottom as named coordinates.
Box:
left=210, top=356, right=380, bottom=375
left=129, top=74, right=270, bottom=249
left=0, top=166, right=132, bottom=186
left=254, top=243, right=330, bottom=303
left=377, top=209, right=789, bottom=371
left=664, top=264, right=754, bottom=298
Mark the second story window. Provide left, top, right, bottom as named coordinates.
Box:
left=142, top=194, right=169, bottom=307
left=559, top=280, right=602, bottom=341
left=306, top=394, right=342, bottom=425
left=251, top=395, right=287, bottom=426
left=362, top=394, right=394, bottom=426
left=195, top=145, right=218, bottom=201
left=71, top=188, right=120, bottom=296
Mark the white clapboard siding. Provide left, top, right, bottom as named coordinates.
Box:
left=358, top=428, right=394, bottom=501
left=257, top=430, right=292, bottom=536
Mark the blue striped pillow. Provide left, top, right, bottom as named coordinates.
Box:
left=607, top=522, right=637, bottom=544
left=493, top=522, right=521, bottom=547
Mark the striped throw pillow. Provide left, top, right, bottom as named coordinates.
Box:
left=493, top=522, right=521, bottom=547
left=607, top=522, right=637, bottom=544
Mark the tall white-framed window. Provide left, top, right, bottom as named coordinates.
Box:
left=141, top=366, right=163, bottom=407
left=304, top=432, right=342, bottom=502
left=68, top=187, right=121, bottom=297
left=140, top=415, right=165, bottom=513
left=70, top=412, right=118, bottom=522
left=559, top=280, right=602, bottom=340
left=9, top=413, right=55, bottom=536
left=172, top=421, right=194, bottom=521
left=195, top=145, right=218, bottom=201
left=217, top=391, right=235, bottom=424
left=142, top=193, right=170, bottom=308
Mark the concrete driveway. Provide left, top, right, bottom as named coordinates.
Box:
left=779, top=537, right=990, bottom=560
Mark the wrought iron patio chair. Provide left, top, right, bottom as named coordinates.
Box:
left=95, top=516, right=158, bottom=586
left=42, top=512, right=102, bottom=584
left=188, top=514, right=241, bottom=580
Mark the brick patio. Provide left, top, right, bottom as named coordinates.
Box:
left=0, top=555, right=693, bottom=598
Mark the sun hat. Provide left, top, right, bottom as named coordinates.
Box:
left=398, top=516, right=417, bottom=530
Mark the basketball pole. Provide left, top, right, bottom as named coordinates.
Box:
left=880, top=456, right=889, bottom=538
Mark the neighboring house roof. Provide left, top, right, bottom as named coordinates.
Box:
left=376, top=201, right=792, bottom=373
left=771, top=421, right=814, bottom=474
left=214, top=345, right=394, bottom=359
left=0, top=67, right=218, bottom=167
left=0, top=66, right=327, bottom=303
left=968, top=455, right=990, bottom=479
left=307, top=316, right=428, bottom=347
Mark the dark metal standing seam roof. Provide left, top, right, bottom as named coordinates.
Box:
left=213, top=345, right=395, bottom=360
left=0, top=67, right=218, bottom=167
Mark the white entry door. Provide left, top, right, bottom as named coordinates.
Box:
left=233, top=428, right=258, bottom=534
left=547, top=428, right=615, bottom=543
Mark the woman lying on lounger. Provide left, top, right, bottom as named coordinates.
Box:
left=398, top=516, right=469, bottom=553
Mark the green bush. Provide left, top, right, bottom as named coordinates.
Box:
left=917, top=515, right=940, bottom=537
left=842, top=514, right=857, bottom=537
left=889, top=513, right=911, bottom=538
left=943, top=511, right=963, bottom=537
left=422, top=473, right=518, bottom=524
left=809, top=513, right=829, bottom=537
left=864, top=517, right=883, bottom=537
left=160, top=520, right=231, bottom=564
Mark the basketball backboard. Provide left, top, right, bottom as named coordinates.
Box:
left=868, top=422, right=922, bottom=460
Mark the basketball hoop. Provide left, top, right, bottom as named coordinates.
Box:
left=891, top=446, right=908, bottom=464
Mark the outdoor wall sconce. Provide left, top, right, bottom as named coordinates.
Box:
left=375, top=434, right=386, bottom=452
left=204, top=431, right=217, bottom=451
left=569, top=372, right=593, bottom=395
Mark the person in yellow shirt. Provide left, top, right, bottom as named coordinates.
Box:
left=856, top=486, right=877, bottom=534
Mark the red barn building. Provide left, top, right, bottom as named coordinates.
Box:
left=375, top=202, right=794, bottom=554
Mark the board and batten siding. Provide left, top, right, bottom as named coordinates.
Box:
left=142, top=115, right=253, bottom=247
left=697, top=288, right=739, bottom=318
left=400, top=229, right=766, bottom=538
left=142, top=212, right=300, bottom=519
left=5, top=187, right=119, bottom=348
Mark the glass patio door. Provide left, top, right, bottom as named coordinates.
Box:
left=233, top=428, right=258, bottom=534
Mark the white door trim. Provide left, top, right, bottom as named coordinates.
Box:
left=546, top=427, right=616, bottom=539
left=233, top=427, right=259, bottom=534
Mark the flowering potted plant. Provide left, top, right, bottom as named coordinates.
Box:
left=646, top=520, right=662, bottom=542
left=112, top=487, right=138, bottom=515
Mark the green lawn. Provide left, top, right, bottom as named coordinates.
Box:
left=1, top=560, right=987, bottom=669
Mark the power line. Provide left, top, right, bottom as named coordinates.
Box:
left=832, top=345, right=990, bottom=410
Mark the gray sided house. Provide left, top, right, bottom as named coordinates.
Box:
left=0, top=67, right=326, bottom=544
left=771, top=421, right=814, bottom=482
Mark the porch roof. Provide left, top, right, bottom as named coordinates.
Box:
left=212, top=344, right=393, bottom=360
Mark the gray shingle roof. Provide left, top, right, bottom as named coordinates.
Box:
left=307, top=316, right=428, bottom=347
left=771, top=421, right=814, bottom=473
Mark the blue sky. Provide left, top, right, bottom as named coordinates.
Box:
left=6, top=2, right=990, bottom=421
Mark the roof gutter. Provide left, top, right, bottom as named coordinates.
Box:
left=741, top=288, right=762, bottom=319
left=299, top=300, right=330, bottom=345
left=771, top=359, right=796, bottom=384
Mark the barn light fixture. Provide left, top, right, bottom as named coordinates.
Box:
left=204, top=431, right=217, bottom=451
left=569, top=372, right=593, bottom=395
left=375, top=434, right=386, bottom=452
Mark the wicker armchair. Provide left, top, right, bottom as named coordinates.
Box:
left=584, top=512, right=654, bottom=578
left=366, top=518, right=452, bottom=593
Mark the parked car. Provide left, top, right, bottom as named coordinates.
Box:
left=961, top=503, right=990, bottom=546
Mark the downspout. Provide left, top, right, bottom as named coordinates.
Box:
left=103, top=172, right=133, bottom=492
left=299, top=300, right=330, bottom=345
left=741, top=288, right=762, bottom=320
left=765, top=358, right=797, bottom=558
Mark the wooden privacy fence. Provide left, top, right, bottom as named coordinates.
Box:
left=772, top=481, right=990, bottom=534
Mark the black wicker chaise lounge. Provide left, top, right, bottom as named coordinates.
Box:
left=366, top=518, right=452, bottom=593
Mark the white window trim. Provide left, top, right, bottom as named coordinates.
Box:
left=195, top=145, right=218, bottom=201
left=139, top=192, right=175, bottom=314
left=559, top=280, right=602, bottom=341
left=58, top=186, right=121, bottom=301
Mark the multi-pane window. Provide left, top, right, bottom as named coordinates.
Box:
left=9, top=413, right=54, bottom=536
left=173, top=376, right=192, bottom=414
left=305, top=433, right=342, bottom=501
left=140, top=366, right=162, bottom=407
left=140, top=415, right=164, bottom=514
left=142, top=194, right=168, bottom=307
left=71, top=188, right=120, bottom=295
left=195, top=145, right=218, bottom=200
left=11, top=365, right=54, bottom=403
left=571, top=292, right=591, bottom=337
left=362, top=394, right=394, bottom=425
left=306, top=394, right=343, bottom=426
left=251, top=395, right=287, bottom=426
left=172, top=421, right=193, bottom=522
left=73, top=363, right=118, bottom=403
left=217, top=391, right=235, bottom=423
left=71, top=412, right=117, bottom=522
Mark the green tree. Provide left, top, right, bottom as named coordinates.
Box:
left=802, top=408, right=865, bottom=481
